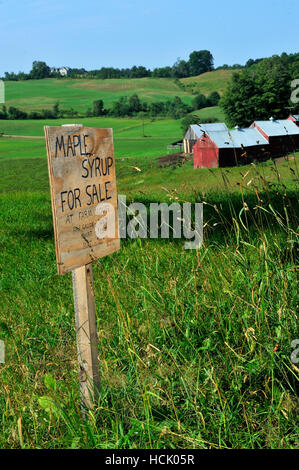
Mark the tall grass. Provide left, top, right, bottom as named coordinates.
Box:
left=0, top=150, right=298, bottom=448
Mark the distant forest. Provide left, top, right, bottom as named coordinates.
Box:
left=2, top=50, right=298, bottom=81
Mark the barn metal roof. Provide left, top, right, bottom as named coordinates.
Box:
left=190, top=123, right=228, bottom=136
left=251, top=119, right=299, bottom=137
left=201, top=128, right=268, bottom=149
left=184, top=123, right=228, bottom=140
left=290, top=114, right=299, bottom=121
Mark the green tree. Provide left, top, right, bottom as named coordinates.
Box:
left=129, top=94, right=142, bottom=113
left=207, top=91, right=220, bottom=106
left=181, top=114, right=201, bottom=135
left=152, top=66, right=172, bottom=77
left=8, top=106, right=27, bottom=119
left=170, top=96, right=191, bottom=119
left=93, top=99, right=105, bottom=116
left=30, top=61, right=51, bottom=79
left=188, top=50, right=214, bottom=76
left=172, top=59, right=190, bottom=78
left=148, top=101, right=166, bottom=117
left=53, top=101, right=60, bottom=118
left=220, top=56, right=292, bottom=127
left=192, top=94, right=208, bottom=110
left=254, top=56, right=291, bottom=118
left=110, top=96, right=130, bottom=117
left=0, top=105, right=8, bottom=119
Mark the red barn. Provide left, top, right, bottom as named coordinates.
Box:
left=250, top=118, right=299, bottom=156
left=193, top=127, right=269, bottom=168
left=183, top=123, right=228, bottom=154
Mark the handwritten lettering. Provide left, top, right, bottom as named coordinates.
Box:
left=55, top=134, right=90, bottom=158
left=81, top=156, right=113, bottom=178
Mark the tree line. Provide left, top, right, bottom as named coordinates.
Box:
left=2, top=51, right=213, bottom=80
left=0, top=90, right=220, bottom=121
left=3, top=52, right=298, bottom=83
left=220, top=53, right=299, bottom=127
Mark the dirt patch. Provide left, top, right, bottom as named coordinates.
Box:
left=156, top=153, right=191, bottom=167
left=273, top=155, right=295, bottom=164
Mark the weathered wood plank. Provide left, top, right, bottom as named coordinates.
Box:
left=72, top=263, right=100, bottom=409
left=44, top=125, right=120, bottom=274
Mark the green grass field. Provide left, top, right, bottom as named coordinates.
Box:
left=0, top=109, right=227, bottom=165
left=4, top=77, right=195, bottom=113
left=181, top=69, right=239, bottom=96
left=0, top=117, right=184, bottom=162
left=191, top=106, right=226, bottom=122
left=3, top=69, right=236, bottom=115
left=0, top=117, right=182, bottom=138
left=0, top=129, right=298, bottom=449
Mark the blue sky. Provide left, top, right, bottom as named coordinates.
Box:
left=0, top=0, right=298, bottom=75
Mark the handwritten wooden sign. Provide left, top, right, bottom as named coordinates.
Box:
left=45, top=125, right=120, bottom=275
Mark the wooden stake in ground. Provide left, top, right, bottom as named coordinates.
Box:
left=44, top=124, right=120, bottom=410
left=72, top=263, right=100, bottom=409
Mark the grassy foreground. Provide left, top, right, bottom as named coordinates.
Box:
left=0, top=134, right=298, bottom=448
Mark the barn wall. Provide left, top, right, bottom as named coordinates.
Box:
left=269, top=135, right=299, bottom=157
left=285, top=134, right=299, bottom=151
left=218, top=145, right=270, bottom=167
left=218, top=148, right=240, bottom=167
left=237, top=144, right=270, bottom=163
left=185, top=127, right=201, bottom=153
left=253, top=123, right=299, bottom=156
left=189, top=140, right=197, bottom=153
left=193, top=136, right=219, bottom=168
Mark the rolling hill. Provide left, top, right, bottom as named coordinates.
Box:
left=181, top=69, right=239, bottom=96
left=2, top=69, right=237, bottom=114
left=4, top=77, right=193, bottom=113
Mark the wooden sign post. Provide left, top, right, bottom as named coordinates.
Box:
left=72, top=264, right=99, bottom=409
left=44, top=124, right=120, bottom=410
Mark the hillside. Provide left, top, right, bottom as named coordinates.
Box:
left=3, top=70, right=236, bottom=114
left=4, top=77, right=193, bottom=113
left=189, top=105, right=226, bottom=122
left=181, top=69, right=240, bottom=96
